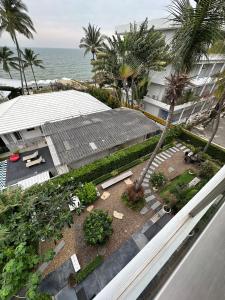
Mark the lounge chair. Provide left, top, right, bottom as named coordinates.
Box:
left=23, top=151, right=39, bottom=161
left=26, top=156, right=45, bottom=168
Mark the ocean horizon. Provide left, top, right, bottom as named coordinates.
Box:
left=0, top=48, right=92, bottom=82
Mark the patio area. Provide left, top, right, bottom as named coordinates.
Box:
left=5, top=146, right=56, bottom=186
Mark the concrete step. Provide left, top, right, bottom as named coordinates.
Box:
left=144, top=188, right=152, bottom=196
left=151, top=200, right=162, bottom=211
left=158, top=153, right=168, bottom=160
left=151, top=213, right=160, bottom=223
left=161, top=151, right=171, bottom=158
left=156, top=155, right=165, bottom=162
left=146, top=195, right=156, bottom=203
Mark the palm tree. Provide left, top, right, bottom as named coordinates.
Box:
left=203, top=71, right=225, bottom=152
left=23, top=48, right=44, bottom=89
left=79, top=23, right=105, bottom=60
left=0, top=46, right=17, bottom=78
left=119, top=64, right=134, bottom=106
left=0, top=0, right=35, bottom=94
left=135, top=0, right=225, bottom=191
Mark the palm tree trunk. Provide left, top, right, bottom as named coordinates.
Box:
left=13, top=34, right=24, bottom=95
left=8, top=70, right=12, bottom=79
left=135, top=102, right=175, bottom=191
left=203, top=97, right=224, bottom=153
left=31, top=64, right=38, bottom=89
left=22, top=66, right=30, bottom=95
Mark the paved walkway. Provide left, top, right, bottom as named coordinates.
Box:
left=139, top=143, right=191, bottom=219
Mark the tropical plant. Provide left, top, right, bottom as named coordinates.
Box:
left=76, top=182, right=97, bottom=205
left=150, top=172, right=167, bottom=188
left=83, top=210, right=113, bottom=245
left=23, top=48, right=44, bottom=89
left=0, top=0, right=35, bottom=93
left=203, top=70, right=225, bottom=152
left=79, top=23, right=105, bottom=60
left=135, top=0, right=225, bottom=191
left=0, top=46, right=17, bottom=78
left=93, top=19, right=169, bottom=106
left=199, top=160, right=217, bottom=180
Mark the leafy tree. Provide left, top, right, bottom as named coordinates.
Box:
left=84, top=210, right=113, bottom=245
left=0, top=46, right=17, bottom=78
left=135, top=0, right=225, bottom=191
left=23, top=48, right=44, bottom=89
left=79, top=23, right=105, bottom=60
left=0, top=242, right=53, bottom=299
left=93, top=19, right=169, bottom=106
left=0, top=0, right=35, bottom=94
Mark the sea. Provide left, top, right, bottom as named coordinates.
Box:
left=0, top=48, right=92, bottom=82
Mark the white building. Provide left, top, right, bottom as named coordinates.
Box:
left=116, top=18, right=225, bottom=123
left=0, top=90, right=111, bottom=152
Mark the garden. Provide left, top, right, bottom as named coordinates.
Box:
left=0, top=127, right=224, bottom=299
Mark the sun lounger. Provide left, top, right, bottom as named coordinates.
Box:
left=23, top=151, right=39, bottom=161
left=26, top=156, right=45, bottom=168
left=101, top=170, right=133, bottom=189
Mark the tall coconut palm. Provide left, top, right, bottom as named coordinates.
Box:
left=23, top=48, right=44, bottom=89
left=0, top=46, right=17, bottom=78
left=0, top=0, right=35, bottom=94
left=135, top=0, right=225, bottom=191
left=79, top=23, right=105, bottom=60
left=203, top=70, right=225, bottom=152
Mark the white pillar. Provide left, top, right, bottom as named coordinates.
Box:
left=178, top=108, right=185, bottom=124
left=197, top=64, right=203, bottom=79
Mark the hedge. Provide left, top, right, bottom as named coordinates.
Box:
left=179, top=129, right=225, bottom=163
left=75, top=255, right=103, bottom=284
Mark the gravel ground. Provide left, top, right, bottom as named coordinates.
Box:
left=39, top=160, right=155, bottom=275
left=39, top=149, right=198, bottom=276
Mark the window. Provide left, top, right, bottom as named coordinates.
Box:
left=27, top=128, right=35, bottom=132
left=14, top=131, right=22, bottom=141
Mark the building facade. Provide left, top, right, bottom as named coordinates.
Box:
left=116, top=19, right=225, bottom=123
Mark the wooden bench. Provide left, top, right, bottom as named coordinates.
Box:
left=71, top=254, right=81, bottom=272
left=101, top=170, right=133, bottom=190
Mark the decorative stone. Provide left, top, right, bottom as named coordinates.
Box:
left=101, top=191, right=110, bottom=200
left=188, top=177, right=201, bottom=188
left=124, top=178, right=133, bottom=185
left=168, top=166, right=175, bottom=173
left=113, top=211, right=124, bottom=219
left=87, top=205, right=94, bottom=212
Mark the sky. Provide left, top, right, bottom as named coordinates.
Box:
left=0, top=0, right=172, bottom=49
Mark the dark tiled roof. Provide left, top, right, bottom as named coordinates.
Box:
left=42, top=108, right=161, bottom=165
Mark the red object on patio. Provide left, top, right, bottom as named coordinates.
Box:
left=9, top=153, right=20, bottom=162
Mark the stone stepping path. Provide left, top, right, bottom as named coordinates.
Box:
left=139, top=142, right=191, bottom=217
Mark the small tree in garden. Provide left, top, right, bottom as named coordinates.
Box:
left=150, top=172, right=167, bottom=189
left=76, top=182, right=97, bottom=205
left=83, top=210, right=113, bottom=245
left=199, top=160, right=217, bottom=180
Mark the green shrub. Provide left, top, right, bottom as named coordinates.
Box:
left=83, top=210, right=113, bottom=245
left=199, top=160, right=217, bottom=180
left=150, top=172, right=167, bottom=188
left=76, top=183, right=97, bottom=205
left=87, top=87, right=120, bottom=108
left=75, top=255, right=103, bottom=284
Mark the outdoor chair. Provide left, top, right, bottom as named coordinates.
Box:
left=23, top=150, right=39, bottom=161
left=26, top=156, right=45, bottom=168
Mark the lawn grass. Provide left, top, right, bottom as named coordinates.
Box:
left=160, top=170, right=196, bottom=199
